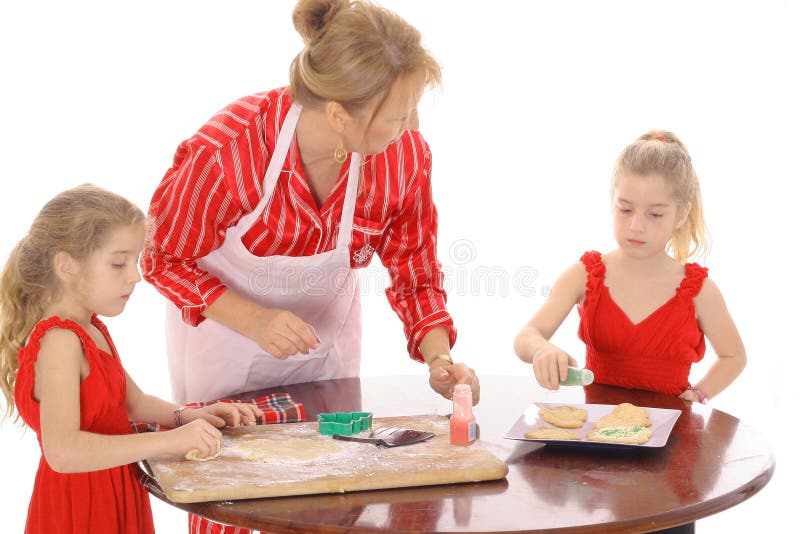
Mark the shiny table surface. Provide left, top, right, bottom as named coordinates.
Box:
left=140, top=375, right=774, bottom=533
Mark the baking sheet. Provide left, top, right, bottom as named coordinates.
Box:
left=504, top=402, right=681, bottom=449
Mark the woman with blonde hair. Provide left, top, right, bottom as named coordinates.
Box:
left=143, top=3, right=478, bottom=529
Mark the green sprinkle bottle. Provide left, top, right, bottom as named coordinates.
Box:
left=560, top=366, right=594, bottom=386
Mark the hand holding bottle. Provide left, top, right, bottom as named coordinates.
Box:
left=531, top=342, right=579, bottom=390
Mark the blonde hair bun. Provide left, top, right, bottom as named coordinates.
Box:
left=293, top=0, right=349, bottom=45
left=289, top=0, right=440, bottom=112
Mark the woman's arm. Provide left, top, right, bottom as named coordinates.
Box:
left=139, top=142, right=239, bottom=327
left=513, top=261, right=587, bottom=389
left=36, top=330, right=222, bottom=473
left=379, top=136, right=456, bottom=364
left=419, top=326, right=480, bottom=404
left=376, top=133, right=468, bottom=400
left=685, top=278, right=747, bottom=400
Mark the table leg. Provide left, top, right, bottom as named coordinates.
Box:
left=652, top=522, right=695, bottom=534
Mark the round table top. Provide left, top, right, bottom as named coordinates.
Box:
left=141, top=375, right=774, bottom=533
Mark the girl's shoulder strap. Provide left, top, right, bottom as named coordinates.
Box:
left=579, top=250, right=606, bottom=292
left=677, top=262, right=710, bottom=300
left=89, top=314, right=119, bottom=358
left=20, top=316, right=94, bottom=364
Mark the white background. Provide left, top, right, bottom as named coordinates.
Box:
left=1, top=1, right=797, bottom=531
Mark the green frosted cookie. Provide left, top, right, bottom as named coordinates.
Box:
left=588, top=425, right=653, bottom=445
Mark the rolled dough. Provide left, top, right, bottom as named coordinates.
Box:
left=235, top=438, right=344, bottom=463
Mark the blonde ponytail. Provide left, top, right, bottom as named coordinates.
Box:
left=0, top=239, right=52, bottom=422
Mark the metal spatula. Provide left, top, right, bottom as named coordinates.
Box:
left=331, top=426, right=435, bottom=447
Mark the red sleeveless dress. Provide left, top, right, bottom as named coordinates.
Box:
left=14, top=315, right=154, bottom=534
left=578, top=251, right=708, bottom=395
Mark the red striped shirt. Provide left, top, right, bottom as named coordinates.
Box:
left=140, top=87, right=455, bottom=360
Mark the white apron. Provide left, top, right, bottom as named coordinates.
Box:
left=165, top=103, right=362, bottom=404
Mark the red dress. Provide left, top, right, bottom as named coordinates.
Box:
left=578, top=251, right=708, bottom=395
left=14, top=315, right=154, bottom=534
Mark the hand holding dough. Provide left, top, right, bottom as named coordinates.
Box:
left=185, top=439, right=221, bottom=462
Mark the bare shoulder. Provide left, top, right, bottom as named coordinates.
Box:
left=564, top=259, right=589, bottom=275
left=695, top=276, right=723, bottom=303
left=552, top=261, right=589, bottom=303
left=561, top=261, right=589, bottom=285
left=693, top=276, right=732, bottom=317
left=36, top=328, right=85, bottom=368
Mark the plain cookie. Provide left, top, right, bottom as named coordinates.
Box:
left=525, top=426, right=582, bottom=440
left=539, top=405, right=588, bottom=429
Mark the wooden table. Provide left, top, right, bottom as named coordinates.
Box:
left=139, top=375, right=774, bottom=533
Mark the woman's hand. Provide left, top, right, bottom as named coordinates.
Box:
left=204, top=293, right=320, bottom=360
left=168, top=419, right=223, bottom=459
left=429, top=362, right=480, bottom=405
left=184, top=402, right=262, bottom=428
left=248, top=307, right=320, bottom=359
left=532, top=343, right=577, bottom=390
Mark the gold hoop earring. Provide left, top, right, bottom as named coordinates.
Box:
left=334, top=134, right=348, bottom=164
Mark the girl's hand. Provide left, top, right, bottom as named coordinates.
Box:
left=169, top=419, right=222, bottom=459
left=679, top=389, right=700, bottom=403
left=429, top=362, right=480, bottom=405
left=249, top=307, right=320, bottom=359
left=184, top=402, right=263, bottom=428
left=532, top=343, right=577, bottom=390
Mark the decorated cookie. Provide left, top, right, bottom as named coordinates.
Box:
left=588, top=425, right=653, bottom=445
left=595, top=403, right=651, bottom=429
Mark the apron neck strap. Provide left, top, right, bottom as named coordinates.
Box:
left=335, top=153, right=361, bottom=250
left=238, top=101, right=361, bottom=253
left=239, top=102, right=302, bottom=230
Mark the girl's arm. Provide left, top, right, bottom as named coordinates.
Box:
left=125, top=372, right=261, bottom=429
left=686, top=278, right=747, bottom=401
left=36, top=330, right=224, bottom=473
left=514, top=262, right=587, bottom=389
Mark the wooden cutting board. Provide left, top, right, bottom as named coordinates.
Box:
left=145, top=414, right=508, bottom=503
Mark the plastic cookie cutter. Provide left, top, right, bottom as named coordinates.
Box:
left=317, top=411, right=373, bottom=436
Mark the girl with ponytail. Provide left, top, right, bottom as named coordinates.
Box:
left=1, top=184, right=259, bottom=534
left=515, top=131, right=746, bottom=403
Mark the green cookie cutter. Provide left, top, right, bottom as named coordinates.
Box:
left=317, top=411, right=373, bottom=436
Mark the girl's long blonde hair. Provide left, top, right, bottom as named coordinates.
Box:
left=0, top=184, right=144, bottom=422
left=289, top=0, right=441, bottom=115
left=612, top=130, right=709, bottom=263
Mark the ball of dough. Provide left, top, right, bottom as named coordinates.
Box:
left=185, top=439, right=221, bottom=461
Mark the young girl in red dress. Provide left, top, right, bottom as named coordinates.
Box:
left=514, top=131, right=746, bottom=402
left=0, top=184, right=261, bottom=533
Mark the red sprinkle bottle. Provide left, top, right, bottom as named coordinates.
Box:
left=450, top=384, right=477, bottom=446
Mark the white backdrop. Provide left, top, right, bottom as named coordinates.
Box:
left=1, top=1, right=797, bottom=531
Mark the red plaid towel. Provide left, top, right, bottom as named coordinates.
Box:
left=133, top=392, right=304, bottom=534
left=130, top=392, right=306, bottom=434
